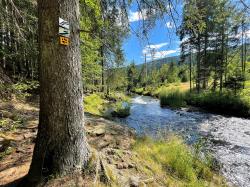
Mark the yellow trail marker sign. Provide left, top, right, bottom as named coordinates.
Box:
left=60, top=36, right=69, bottom=46
left=59, top=18, right=70, bottom=45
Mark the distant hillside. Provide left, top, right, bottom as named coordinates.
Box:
left=134, top=43, right=250, bottom=72
left=136, top=55, right=181, bottom=70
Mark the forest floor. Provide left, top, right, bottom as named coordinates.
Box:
left=0, top=97, right=227, bottom=187
left=0, top=97, right=141, bottom=186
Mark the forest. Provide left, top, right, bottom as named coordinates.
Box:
left=0, top=0, right=250, bottom=187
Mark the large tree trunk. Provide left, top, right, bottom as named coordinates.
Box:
left=26, top=0, right=90, bottom=185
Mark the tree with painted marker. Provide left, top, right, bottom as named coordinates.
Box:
left=25, top=0, right=89, bottom=185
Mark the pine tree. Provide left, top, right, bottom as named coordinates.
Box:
left=26, top=0, right=90, bottom=185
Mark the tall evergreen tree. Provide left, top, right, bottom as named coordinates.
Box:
left=26, top=0, right=89, bottom=185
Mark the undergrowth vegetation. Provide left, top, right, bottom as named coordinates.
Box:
left=133, top=82, right=190, bottom=97
left=84, top=92, right=131, bottom=118
left=111, top=101, right=131, bottom=117
left=160, top=88, right=187, bottom=108
left=186, top=91, right=250, bottom=117
left=158, top=88, right=250, bottom=117
left=135, top=82, right=250, bottom=117
left=0, top=80, right=39, bottom=100
left=133, top=136, right=226, bottom=187
left=0, top=146, right=13, bottom=160
left=84, top=93, right=107, bottom=116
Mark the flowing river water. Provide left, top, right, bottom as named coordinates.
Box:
left=116, top=95, right=250, bottom=187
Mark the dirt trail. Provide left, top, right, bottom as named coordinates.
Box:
left=0, top=98, right=157, bottom=187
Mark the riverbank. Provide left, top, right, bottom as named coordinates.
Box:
left=133, top=82, right=250, bottom=118
left=119, top=95, right=250, bottom=187
left=0, top=97, right=226, bottom=186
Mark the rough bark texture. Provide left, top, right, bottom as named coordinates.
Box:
left=100, top=45, right=105, bottom=92
left=27, top=0, right=90, bottom=184
left=196, top=35, right=201, bottom=93
left=189, top=47, right=192, bottom=92
left=220, top=26, right=225, bottom=93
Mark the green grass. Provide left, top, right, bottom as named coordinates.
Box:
left=158, top=85, right=250, bottom=117
left=186, top=91, right=250, bottom=117
left=160, top=88, right=187, bottom=108
left=133, top=83, right=190, bottom=98
left=133, top=136, right=226, bottom=187
left=245, top=80, right=250, bottom=89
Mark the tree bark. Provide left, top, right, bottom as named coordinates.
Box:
left=203, top=31, right=208, bottom=89
left=100, top=45, right=105, bottom=92
left=189, top=45, right=192, bottom=92
left=242, top=20, right=246, bottom=89
left=196, top=34, right=201, bottom=93
left=220, top=26, right=225, bottom=93
left=26, top=0, right=90, bottom=185
left=0, top=0, right=4, bottom=68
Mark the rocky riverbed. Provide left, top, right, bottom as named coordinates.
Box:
left=116, top=96, right=250, bottom=187
left=200, top=117, right=250, bottom=187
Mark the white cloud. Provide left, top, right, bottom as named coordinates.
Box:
left=145, top=49, right=180, bottom=60
left=129, top=10, right=148, bottom=22
left=142, top=42, right=179, bottom=60
left=147, top=43, right=169, bottom=49
left=142, top=42, right=168, bottom=54
left=166, top=21, right=174, bottom=29
left=153, top=49, right=179, bottom=58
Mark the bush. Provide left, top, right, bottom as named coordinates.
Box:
left=0, top=80, right=39, bottom=100
left=106, top=92, right=130, bottom=102
left=159, top=88, right=187, bottom=108
left=133, top=87, right=155, bottom=96
left=133, top=87, right=144, bottom=95
left=0, top=84, right=12, bottom=99
left=111, top=101, right=130, bottom=118
left=12, top=80, right=39, bottom=99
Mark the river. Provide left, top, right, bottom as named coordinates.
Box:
left=116, top=95, right=250, bottom=187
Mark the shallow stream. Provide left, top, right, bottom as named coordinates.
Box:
left=116, top=95, right=250, bottom=187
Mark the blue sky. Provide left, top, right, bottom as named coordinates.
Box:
left=122, top=0, right=250, bottom=65
left=123, top=3, right=183, bottom=65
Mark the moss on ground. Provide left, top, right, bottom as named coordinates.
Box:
left=84, top=93, right=107, bottom=116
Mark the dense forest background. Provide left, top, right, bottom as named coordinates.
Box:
left=0, top=0, right=249, bottom=116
